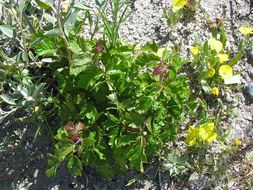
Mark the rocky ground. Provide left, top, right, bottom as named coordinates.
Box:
left=1, top=0, right=253, bottom=189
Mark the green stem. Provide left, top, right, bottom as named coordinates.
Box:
left=56, top=0, right=72, bottom=65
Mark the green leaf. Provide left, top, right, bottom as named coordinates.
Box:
left=95, top=0, right=106, bottom=7
left=44, top=28, right=61, bottom=36
left=64, top=12, right=77, bottom=37
left=33, top=37, right=57, bottom=56
left=46, top=139, right=75, bottom=177
left=69, top=41, right=83, bottom=55
left=55, top=128, right=68, bottom=140
left=44, top=13, right=57, bottom=25
left=203, top=41, right=209, bottom=54
left=145, top=117, right=153, bottom=134
left=128, top=145, right=147, bottom=173
left=67, top=156, right=83, bottom=176
left=125, top=178, right=137, bottom=187
left=73, top=3, right=92, bottom=10
left=118, top=134, right=138, bottom=147
left=0, top=94, right=16, bottom=105
left=94, top=148, right=105, bottom=160
left=211, top=26, right=218, bottom=39
left=78, top=68, right=101, bottom=90
left=228, top=52, right=244, bottom=67
left=200, top=80, right=211, bottom=94
left=220, top=23, right=227, bottom=48
left=141, top=41, right=159, bottom=53
left=19, top=0, right=27, bottom=13
left=34, top=0, right=53, bottom=10
left=69, top=57, right=92, bottom=76
left=136, top=53, right=159, bottom=66
left=0, top=25, right=15, bottom=38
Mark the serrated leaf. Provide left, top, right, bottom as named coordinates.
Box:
left=64, top=12, right=77, bottom=37
left=33, top=38, right=57, bottom=56
left=0, top=25, right=15, bottom=38
left=69, top=41, right=83, bottom=55
left=67, top=156, right=83, bottom=176
left=69, top=58, right=92, bottom=76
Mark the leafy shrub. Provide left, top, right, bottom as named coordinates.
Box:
left=0, top=0, right=244, bottom=179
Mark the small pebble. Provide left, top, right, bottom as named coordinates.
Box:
left=247, top=83, right=253, bottom=98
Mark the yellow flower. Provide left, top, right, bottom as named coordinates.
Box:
left=219, top=65, right=233, bottom=79
left=207, top=68, right=215, bottom=78
left=186, top=125, right=198, bottom=146
left=172, top=0, right=187, bottom=11
left=157, top=48, right=166, bottom=58
left=233, top=139, right=241, bottom=146
left=217, top=53, right=229, bottom=63
left=211, top=87, right=219, bottom=96
left=191, top=47, right=199, bottom=55
left=208, top=38, right=223, bottom=52
left=239, top=25, right=253, bottom=35
left=198, top=123, right=217, bottom=143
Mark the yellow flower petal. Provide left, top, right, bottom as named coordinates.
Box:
left=217, top=53, right=229, bottom=63
left=198, top=127, right=209, bottom=141
left=208, top=38, right=223, bottom=52
left=206, top=132, right=217, bottom=143
left=219, top=65, right=233, bottom=79
left=198, top=123, right=217, bottom=143
left=211, top=87, right=219, bottom=96
left=233, top=139, right=241, bottom=146
left=172, top=0, right=187, bottom=11
left=239, top=25, right=253, bottom=35
left=207, top=68, right=215, bottom=78
left=186, top=125, right=197, bottom=146
left=191, top=47, right=199, bottom=55
left=157, top=48, right=166, bottom=58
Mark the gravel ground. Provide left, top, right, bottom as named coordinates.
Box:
left=1, top=0, right=253, bottom=189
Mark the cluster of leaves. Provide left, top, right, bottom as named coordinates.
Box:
left=0, top=0, right=247, bottom=179
left=0, top=0, right=190, bottom=177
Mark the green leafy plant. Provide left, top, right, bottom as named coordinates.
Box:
left=188, top=23, right=243, bottom=98
left=0, top=0, right=245, bottom=180
left=0, top=0, right=191, bottom=177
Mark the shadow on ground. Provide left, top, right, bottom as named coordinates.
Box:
left=0, top=115, right=174, bottom=190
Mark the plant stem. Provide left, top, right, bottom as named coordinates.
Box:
left=56, top=0, right=72, bottom=65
